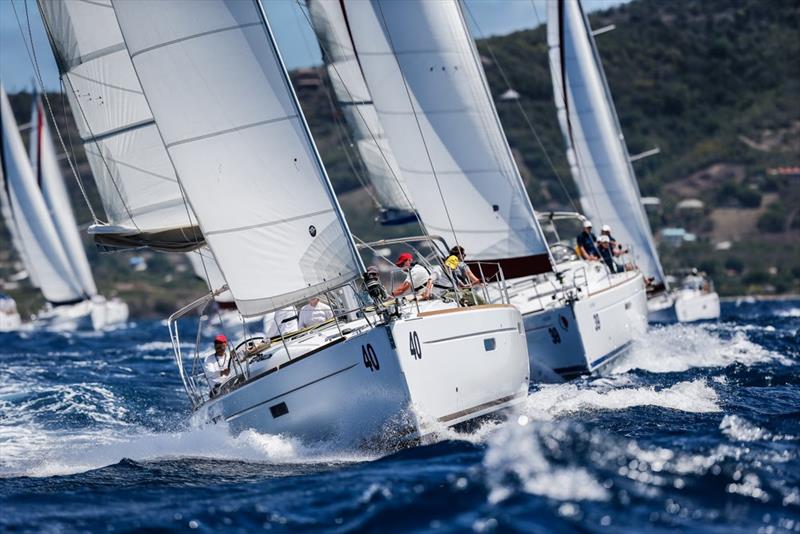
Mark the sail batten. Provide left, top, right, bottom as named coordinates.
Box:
left=548, top=0, right=666, bottom=286
left=341, top=0, right=551, bottom=274
left=112, top=0, right=363, bottom=316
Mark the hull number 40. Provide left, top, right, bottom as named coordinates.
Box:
left=409, top=331, right=422, bottom=360
left=362, top=344, right=380, bottom=371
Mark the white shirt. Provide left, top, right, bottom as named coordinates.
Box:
left=204, top=352, right=230, bottom=386
left=263, top=306, right=298, bottom=338
left=298, top=301, right=333, bottom=329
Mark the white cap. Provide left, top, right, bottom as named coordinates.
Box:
left=583, top=220, right=593, bottom=228
left=598, top=235, right=610, bottom=243
left=602, top=224, right=611, bottom=233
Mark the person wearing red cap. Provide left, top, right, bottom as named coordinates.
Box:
left=391, top=252, right=434, bottom=299
left=204, top=333, right=232, bottom=392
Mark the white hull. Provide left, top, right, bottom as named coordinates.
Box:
left=192, top=303, right=529, bottom=448
left=507, top=260, right=647, bottom=380
left=33, top=296, right=129, bottom=331
left=648, top=290, right=720, bottom=323
left=0, top=311, right=22, bottom=332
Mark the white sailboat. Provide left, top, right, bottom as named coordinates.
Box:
left=106, top=0, right=529, bottom=447
left=28, top=94, right=129, bottom=330
left=1, top=86, right=100, bottom=331
left=0, top=292, right=21, bottom=332
left=315, top=0, right=645, bottom=379
left=547, top=0, right=719, bottom=324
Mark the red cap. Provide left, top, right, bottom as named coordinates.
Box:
left=214, top=334, right=227, bottom=344
left=395, top=252, right=413, bottom=267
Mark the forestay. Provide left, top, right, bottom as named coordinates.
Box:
left=1, top=86, right=85, bottom=305
left=342, top=0, right=552, bottom=277
left=29, top=96, right=98, bottom=298
left=38, top=0, right=201, bottom=251
left=548, top=0, right=666, bottom=285
left=113, top=0, right=363, bottom=317
left=307, top=0, right=415, bottom=226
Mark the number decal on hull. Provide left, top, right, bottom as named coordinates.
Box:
left=593, top=313, right=601, bottom=331
left=409, top=331, right=422, bottom=360
left=548, top=327, right=562, bottom=344
left=362, top=344, right=380, bottom=371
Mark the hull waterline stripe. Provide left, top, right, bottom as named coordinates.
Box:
left=589, top=340, right=632, bottom=370
left=552, top=340, right=633, bottom=377
left=225, top=362, right=359, bottom=422
left=438, top=391, right=526, bottom=424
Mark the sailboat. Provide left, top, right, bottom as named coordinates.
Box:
left=548, top=0, right=719, bottom=324
left=0, top=292, right=21, bottom=332
left=1, top=86, right=126, bottom=331
left=28, top=94, right=129, bottom=330
left=310, top=0, right=647, bottom=379
left=64, top=0, right=531, bottom=447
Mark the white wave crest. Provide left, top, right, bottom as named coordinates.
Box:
left=612, top=324, right=789, bottom=374
left=524, top=379, right=721, bottom=420
left=482, top=419, right=609, bottom=504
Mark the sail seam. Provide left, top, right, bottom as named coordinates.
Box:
left=83, top=148, right=178, bottom=183
left=130, top=22, right=263, bottom=58
left=63, top=42, right=126, bottom=71
left=204, top=208, right=334, bottom=237
left=68, top=71, right=144, bottom=96
left=164, top=115, right=298, bottom=148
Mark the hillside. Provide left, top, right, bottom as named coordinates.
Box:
left=1, top=0, right=798, bottom=316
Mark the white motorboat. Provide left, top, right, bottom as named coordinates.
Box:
left=82, top=0, right=531, bottom=448
left=648, top=271, right=720, bottom=323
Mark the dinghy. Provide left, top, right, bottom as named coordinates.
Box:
left=547, top=0, right=719, bottom=324
left=107, top=0, right=529, bottom=448
left=311, top=0, right=645, bottom=379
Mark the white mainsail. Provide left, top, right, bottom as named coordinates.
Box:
left=548, top=0, right=666, bottom=286
left=341, top=0, right=552, bottom=277
left=29, top=95, right=98, bottom=297
left=38, top=0, right=201, bottom=251
left=1, top=86, right=85, bottom=304
left=112, top=0, right=364, bottom=317
left=307, top=0, right=416, bottom=226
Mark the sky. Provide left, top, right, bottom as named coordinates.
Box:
left=0, top=0, right=628, bottom=93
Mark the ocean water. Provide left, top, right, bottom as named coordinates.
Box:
left=1, top=299, right=798, bottom=532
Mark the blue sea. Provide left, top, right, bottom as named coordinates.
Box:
left=1, top=299, right=798, bottom=532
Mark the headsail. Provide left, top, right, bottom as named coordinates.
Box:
left=112, top=0, right=364, bottom=316
left=29, top=94, right=97, bottom=297
left=341, top=0, right=552, bottom=277
left=38, top=0, right=202, bottom=251
left=188, top=248, right=234, bottom=306
left=548, top=0, right=666, bottom=286
left=307, top=0, right=416, bottom=226
left=1, top=86, right=85, bottom=305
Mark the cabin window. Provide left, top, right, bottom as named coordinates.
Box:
left=484, top=338, right=496, bottom=351
left=270, top=402, right=289, bottom=418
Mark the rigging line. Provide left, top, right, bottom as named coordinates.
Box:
left=374, top=1, right=460, bottom=248
left=294, top=0, right=425, bottom=233
left=462, top=0, right=580, bottom=214
left=12, top=0, right=101, bottom=223
left=32, top=0, right=145, bottom=233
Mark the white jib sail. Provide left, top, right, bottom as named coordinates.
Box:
left=342, top=0, right=552, bottom=277
left=1, top=86, right=85, bottom=304
left=29, top=96, right=98, bottom=297
left=548, top=0, right=666, bottom=285
left=112, top=0, right=364, bottom=317
left=188, top=248, right=234, bottom=305
left=38, top=0, right=199, bottom=248
left=307, top=0, right=415, bottom=223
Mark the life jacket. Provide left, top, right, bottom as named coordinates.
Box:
left=443, top=255, right=469, bottom=286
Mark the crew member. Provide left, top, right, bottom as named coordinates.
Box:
left=298, top=297, right=333, bottom=329
left=577, top=220, right=600, bottom=260
left=392, top=252, right=434, bottom=300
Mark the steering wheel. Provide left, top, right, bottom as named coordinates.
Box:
left=234, top=336, right=267, bottom=353
left=549, top=242, right=578, bottom=262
